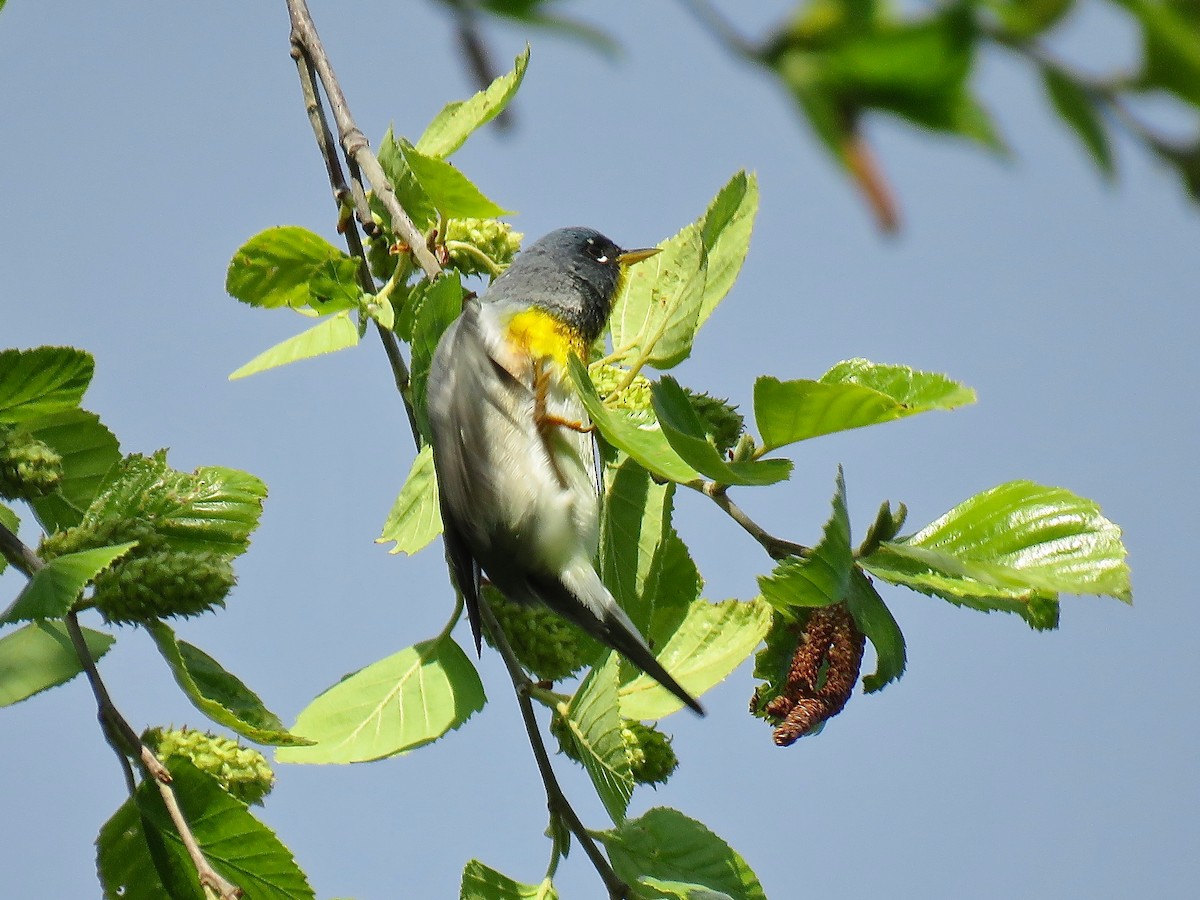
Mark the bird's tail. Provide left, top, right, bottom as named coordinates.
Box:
left=539, top=564, right=705, bottom=716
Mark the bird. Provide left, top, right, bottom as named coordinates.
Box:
left=427, top=226, right=704, bottom=716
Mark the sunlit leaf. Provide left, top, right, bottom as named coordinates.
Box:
left=229, top=312, right=360, bottom=380
left=696, top=170, right=758, bottom=327
left=419, top=46, right=530, bottom=158
left=378, top=444, right=443, bottom=555
left=25, top=408, right=121, bottom=533
left=0, top=346, right=93, bottom=424
left=598, top=808, right=766, bottom=900
left=226, top=226, right=360, bottom=311
left=619, top=599, right=772, bottom=720
left=400, top=138, right=509, bottom=219
left=845, top=568, right=906, bottom=692
left=409, top=272, right=465, bottom=439
left=0, top=543, right=135, bottom=625
left=556, top=653, right=633, bottom=823
left=757, top=468, right=851, bottom=611
left=277, top=635, right=485, bottom=763
left=459, top=859, right=557, bottom=900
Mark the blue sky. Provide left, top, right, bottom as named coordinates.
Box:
left=1, top=1, right=1196, bottom=898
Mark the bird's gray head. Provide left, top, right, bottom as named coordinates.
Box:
left=487, top=227, right=658, bottom=344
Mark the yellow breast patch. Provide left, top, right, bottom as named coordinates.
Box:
left=504, top=308, right=587, bottom=366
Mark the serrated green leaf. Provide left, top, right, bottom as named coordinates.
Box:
left=84, top=452, right=266, bottom=557
left=697, top=170, right=758, bottom=327
left=652, top=378, right=791, bottom=486
left=1041, top=63, right=1114, bottom=178
left=146, top=621, right=310, bottom=746
left=0, top=543, right=135, bottom=625
left=277, top=635, right=485, bottom=763
left=97, top=758, right=315, bottom=900
left=619, top=599, right=772, bottom=720
left=229, top=311, right=360, bottom=380
left=25, top=408, right=122, bottom=533
left=610, top=224, right=707, bottom=370
left=378, top=444, right=443, bottom=555
left=460, top=859, right=557, bottom=900
left=557, top=653, right=633, bottom=823
left=419, top=47, right=530, bottom=159
left=399, top=138, right=509, bottom=219
left=845, top=568, right=906, bottom=692
left=757, top=467, right=852, bottom=611
left=569, top=357, right=701, bottom=484
left=409, top=272, right=465, bottom=439
left=754, top=360, right=975, bottom=450
left=896, top=480, right=1130, bottom=599
left=0, top=620, right=114, bottom=707
left=226, top=226, right=360, bottom=311
left=0, top=346, right=93, bottom=424
left=862, top=481, right=1129, bottom=625
left=598, top=807, right=766, bottom=900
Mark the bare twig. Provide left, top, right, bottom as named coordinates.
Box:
left=692, top=481, right=811, bottom=561
left=476, top=598, right=631, bottom=900
left=286, top=0, right=442, bottom=278
left=0, top=522, right=242, bottom=898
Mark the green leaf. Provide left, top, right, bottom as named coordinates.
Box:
left=696, top=170, right=758, bottom=328
left=652, top=378, right=791, bottom=485
left=400, top=138, right=509, bottom=219
left=378, top=444, right=443, bottom=555
left=306, top=257, right=367, bottom=312
left=84, top=452, right=267, bottom=556
left=640, top=878, right=736, bottom=900
left=754, top=359, right=976, bottom=450
left=1121, top=0, right=1200, bottom=106
left=97, top=758, right=316, bottom=900
left=277, top=635, right=485, bottom=763
left=146, top=621, right=311, bottom=746
left=556, top=653, right=633, bottom=823
left=25, top=408, right=121, bottom=533
left=862, top=481, right=1129, bottom=626
left=598, top=807, right=766, bottom=900
left=985, top=0, right=1073, bottom=38
left=226, top=226, right=360, bottom=311
left=619, top=599, right=772, bottom=720
left=377, top=128, right=438, bottom=233
left=1041, top=64, right=1114, bottom=178
left=478, top=1, right=619, bottom=55
left=460, top=859, right=557, bottom=900
left=0, top=346, right=93, bottom=424
left=599, top=457, right=698, bottom=640
left=418, top=46, right=531, bottom=159
left=229, top=311, right=360, bottom=380
left=0, top=620, right=114, bottom=707
left=569, top=357, right=701, bottom=484
left=845, top=568, right=906, bottom=692
left=409, top=272, right=465, bottom=439
left=609, top=223, right=707, bottom=370
left=757, top=467, right=852, bottom=611
left=0, top=543, right=136, bottom=625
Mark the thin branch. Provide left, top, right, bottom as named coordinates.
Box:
left=0, top=523, right=242, bottom=899
left=476, top=598, right=631, bottom=900
left=286, top=0, right=442, bottom=278
left=279, top=3, right=626, bottom=895
left=692, top=481, right=811, bottom=561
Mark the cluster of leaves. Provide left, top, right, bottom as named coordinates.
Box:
left=431, top=0, right=1200, bottom=227
left=224, top=48, right=1130, bottom=898
left=0, top=346, right=320, bottom=899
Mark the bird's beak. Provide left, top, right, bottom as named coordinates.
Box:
left=617, top=247, right=661, bottom=266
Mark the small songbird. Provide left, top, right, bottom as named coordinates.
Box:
left=427, top=227, right=704, bottom=715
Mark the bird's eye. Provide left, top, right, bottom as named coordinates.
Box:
left=583, top=238, right=610, bottom=263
